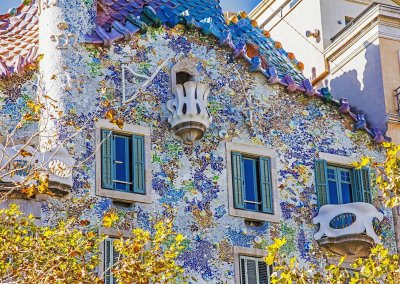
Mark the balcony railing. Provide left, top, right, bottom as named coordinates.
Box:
left=396, top=86, right=400, bottom=114
left=0, top=144, right=74, bottom=195
left=313, top=202, right=383, bottom=257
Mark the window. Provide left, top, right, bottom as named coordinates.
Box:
left=240, top=255, right=272, bottom=284
left=231, top=152, right=273, bottom=214
left=104, top=238, right=120, bottom=284
left=289, top=0, right=299, bottom=9
left=101, top=130, right=145, bottom=194
left=345, top=16, right=354, bottom=25
left=315, top=159, right=372, bottom=207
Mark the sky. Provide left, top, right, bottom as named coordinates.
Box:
left=0, top=0, right=261, bottom=14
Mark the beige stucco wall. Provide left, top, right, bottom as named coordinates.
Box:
left=380, top=38, right=400, bottom=115
left=320, top=0, right=370, bottom=47
left=380, top=38, right=400, bottom=144
left=252, top=0, right=326, bottom=81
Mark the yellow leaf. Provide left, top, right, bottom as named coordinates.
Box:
left=103, top=212, right=119, bottom=228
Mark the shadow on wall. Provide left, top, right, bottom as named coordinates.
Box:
left=328, top=42, right=388, bottom=132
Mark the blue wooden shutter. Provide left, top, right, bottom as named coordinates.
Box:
left=102, top=130, right=115, bottom=190
left=132, top=135, right=145, bottom=194
left=104, top=239, right=113, bottom=284
left=315, top=159, right=329, bottom=207
left=231, top=152, right=245, bottom=209
left=354, top=168, right=372, bottom=203
left=259, top=157, right=274, bottom=214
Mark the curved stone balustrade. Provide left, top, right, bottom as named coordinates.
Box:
left=313, top=202, right=384, bottom=258
left=313, top=202, right=383, bottom=243
left=167, top=81, right=212, bottom=145
left=0, top=144, right=75, bottom=194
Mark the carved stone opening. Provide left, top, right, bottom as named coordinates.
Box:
left=171, top=58, right=199, bottom=93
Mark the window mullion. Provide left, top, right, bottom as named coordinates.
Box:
left=252, top=159, right=259, bottom=212
left=336, top=168, right=344, bottom=204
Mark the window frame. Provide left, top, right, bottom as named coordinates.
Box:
left=98, top=228, right=133, bottom=282
left=327, top=165, right=355, bottom=205
left=316, top=153, right=372, bottom=207
left=234, top=246, right=271, bottom=284
left=95, top=119, right=153, bottom=204
left=239, top=255, right=272, bottom=284
left=226, top=142, right=280, bottom=223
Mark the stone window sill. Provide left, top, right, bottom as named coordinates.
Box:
left=96, top=187, right=152, bottom=204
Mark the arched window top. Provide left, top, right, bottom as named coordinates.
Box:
left=171, top=58, right=200, bottom=92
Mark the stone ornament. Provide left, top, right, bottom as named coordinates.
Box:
left=313, top=202, right=383, bottom=244
left=0, top=143, right=75, bottom=194
left=167, top=81, right=212, bottom=145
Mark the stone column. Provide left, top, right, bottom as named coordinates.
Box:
left=38, top=0, right=95, bottom=150
left=392, top=207, right=400, bottom=253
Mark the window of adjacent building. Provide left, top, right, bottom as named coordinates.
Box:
left=104, top=238, right=120, bottom=284
left=345, top=16, right=354, bottom=25
left=315, top=160, right=372, bottom=207
left=101, top=130, right=145, bottom=194
left=240, top=255, right=272, bottom=284
left=231, top=152, right=273, bottom=214
left=289, top=0, right=299, bottom=8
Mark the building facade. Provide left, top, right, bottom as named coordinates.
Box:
left=0, top=0, right=398, bottom=283
left=250, top=0, right=400, bottom=142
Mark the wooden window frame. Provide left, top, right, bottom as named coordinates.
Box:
left=226, top=142, right=280, bottom=223
left=95, top=119, right=153, bottom=204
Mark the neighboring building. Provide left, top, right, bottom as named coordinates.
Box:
left=250, top=0, right=400, bottom=143
left=0, top=1, right=399, bottom=283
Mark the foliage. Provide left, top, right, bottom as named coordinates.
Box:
left=0, top=205, right=186, bottom=283
left=265, top=238, right=400, bottom=284
left=353, top=142, right=400, bottom=207
left=0, top=204, right=102, bottom=284
left=111, top=220, right=186, bottom=284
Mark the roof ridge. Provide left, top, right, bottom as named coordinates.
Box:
left=0, top=0, right=34, bottom=21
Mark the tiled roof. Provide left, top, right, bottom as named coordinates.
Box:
left=0, top=0, right=390, bottom=143
left=0, top=0, right=39, bottom=79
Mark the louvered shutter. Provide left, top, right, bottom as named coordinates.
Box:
left=132, top=135, right=145, bottom=194
left=241, top=257, right=247, bottom=284
left=361, top=168, right=372, bottom=204
left=315, top=159, right=329, bottom=207
left=102, top=130, right=114, bottom=190
left=258, top=260, right=270, bottom=284
left=112, top=243, right=119, bottom=284
left=246, top=258, right=258, bottom=284
left=104, top=239, right=113, bottom=284
left=353, top=169, right=365, bottom=202
left=259, top=157, right=274, bottom=214
left=232, top=152, right=245, bottom=209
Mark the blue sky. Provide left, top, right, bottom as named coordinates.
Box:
left=1, top=0, right=260, bottom=14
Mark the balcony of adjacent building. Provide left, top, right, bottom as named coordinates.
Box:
left=0, top=143, right=75, bottom=196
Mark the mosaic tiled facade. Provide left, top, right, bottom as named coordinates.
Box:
left=0, top=0, right=398, bottom=283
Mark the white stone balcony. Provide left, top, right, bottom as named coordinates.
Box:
left=313, top=202, right=383, bottom=258
left=0, top=144, right=74, bottom=195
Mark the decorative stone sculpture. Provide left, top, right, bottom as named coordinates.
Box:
left=167, top=81, right=212, bottom=145
left=0, top=143, right=75, bottom=194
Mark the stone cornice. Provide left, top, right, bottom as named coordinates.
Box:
left=325, top=4, right=400, bottom=60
